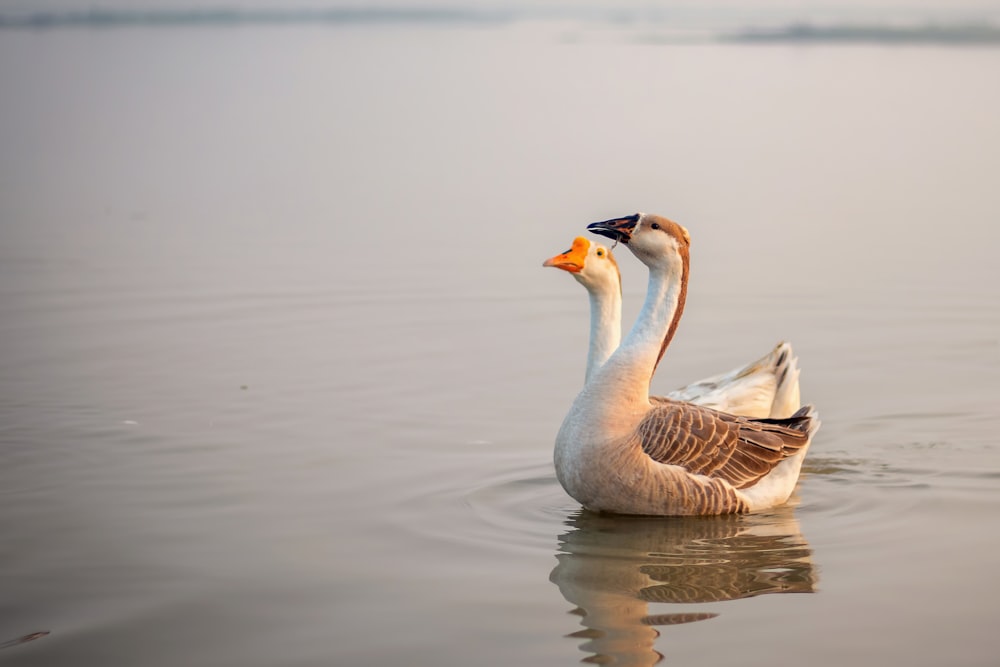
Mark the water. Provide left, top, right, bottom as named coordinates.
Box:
left=1, top=10, right=999, bottom=666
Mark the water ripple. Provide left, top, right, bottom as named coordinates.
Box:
left=389, top=452, right=571, bottom=556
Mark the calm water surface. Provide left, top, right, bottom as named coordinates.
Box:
left=1, top=17, right=999, bottom=667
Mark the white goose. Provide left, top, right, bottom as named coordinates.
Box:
left=553, top=213, right=819, bottom=516
left=543, top=236, right=801, bottom=418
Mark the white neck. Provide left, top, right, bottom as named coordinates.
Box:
left=584, top=285, right=621, bottom=385
left=594, top=260, right=684, bottom=406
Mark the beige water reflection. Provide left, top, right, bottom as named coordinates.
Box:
left=551, top=508, right=816, bottom=665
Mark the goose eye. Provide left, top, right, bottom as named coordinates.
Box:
left=596, top=249, right=604, bottom=257
left=651, top=222, right=660, bottom=230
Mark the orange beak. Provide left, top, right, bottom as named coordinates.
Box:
left=543, top=237, right=589, bottom=274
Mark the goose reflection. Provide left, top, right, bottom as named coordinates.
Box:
left=550, top=506, right=817, bottom=665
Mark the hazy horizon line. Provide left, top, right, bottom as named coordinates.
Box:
left=3, top=6, right=1000, bottom=46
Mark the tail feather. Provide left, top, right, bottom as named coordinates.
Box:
left=764, top=341, right=802, bottom=418
left=665, top=341, right=805, bottom=420
left=757, top=404, right=820, bottom=439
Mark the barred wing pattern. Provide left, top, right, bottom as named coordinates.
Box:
left=637, top=402, right=814, bottom=490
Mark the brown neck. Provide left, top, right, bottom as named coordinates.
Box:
left=652, top=245, right=689, bottom=374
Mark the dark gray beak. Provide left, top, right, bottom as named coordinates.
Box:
left=587, top=214, right=639, bottom=244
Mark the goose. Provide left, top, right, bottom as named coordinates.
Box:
left=543, top=236, right=801, bottom=418
left=553, top=213, right=819, bottom=516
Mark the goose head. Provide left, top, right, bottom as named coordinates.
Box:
left=587, top=212, right=690, bottom=271
left=543, top=236, right=621, bottom=295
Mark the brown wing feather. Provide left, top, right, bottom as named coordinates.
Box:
left=637, top=401, right=813, bottom=489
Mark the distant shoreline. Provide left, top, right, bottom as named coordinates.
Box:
left=0, top=8, right=514, bottom=29
left=725, top=23, right=1000, bottom=45
left=2, top=9, right=1000, bottom=47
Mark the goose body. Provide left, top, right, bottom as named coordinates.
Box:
left=543, top=236, right=801, bottom=418
left=552, top=214, right=819, bottom=516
